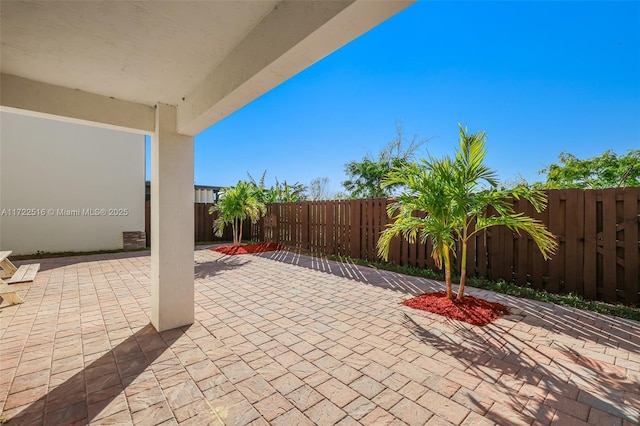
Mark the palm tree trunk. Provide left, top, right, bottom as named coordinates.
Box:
left=239, top=219, right=244, bottom=245
left=443, top=245, right=453, bottom=300
left=232, top=219, right=238, bottom=246
left=457, top=240, right=467, bottom=299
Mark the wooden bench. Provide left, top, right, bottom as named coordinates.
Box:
left=0, top=278, right=24, bottom=305
left=0, top=250, right=17, bottom=279
left=6, top=263, right=40, bottom=284
left=0, top=250, right=40, bottom=283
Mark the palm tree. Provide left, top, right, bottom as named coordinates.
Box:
left=450, top=125, right=557, bottom=298
left=378, top=157, right=458, bottom=299
left=209, top=180, right=266, bottom=246
left=378, top=124, right=558, bottom=300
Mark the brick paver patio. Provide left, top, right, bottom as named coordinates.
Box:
left=1, top=248, right=638, bottom=425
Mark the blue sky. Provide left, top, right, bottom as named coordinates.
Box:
left=147, top=0, right=639, bottom=194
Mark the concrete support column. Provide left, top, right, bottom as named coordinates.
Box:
left=151, top=103, right=194, bottom=331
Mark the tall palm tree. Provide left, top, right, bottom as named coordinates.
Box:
left=209, top=181, right=266, bottom=246
left=378, top=124, right=558, bottom=300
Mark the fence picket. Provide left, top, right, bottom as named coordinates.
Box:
left=623, top=187, right=639, bottom=304
left=565, top=189, right=578, bottom=294
left=583, top=191, right=597, bottom=299
left=602, top=189, right=617, bottom=302
left=546, top=190, right=562, bottom=292
left=515, top=198, right=528, bottom=285
left=350, top=200, right=361, bottom=259
left=477, top=229, right=487, bottom=278
left=575, top=190, right=585, bottom=295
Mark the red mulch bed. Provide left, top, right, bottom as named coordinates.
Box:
left=403, top=291, right=510, bottom=326
left=211, top=242, right=282, bottom=256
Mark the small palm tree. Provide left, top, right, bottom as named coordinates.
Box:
left=378, top=157, right=458, bottom=299
left=209, top=181, right=265, bottom=246
left=378, top=124, right=558, bottom=300
left=450, top=125, right=557, bottom=298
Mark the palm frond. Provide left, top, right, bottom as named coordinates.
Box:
left=475, top=214, right=558, bottom=259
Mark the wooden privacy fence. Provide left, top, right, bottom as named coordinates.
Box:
left=144, top=202, right=257, bottom=246
left=260, top=188, right=640, bottom=305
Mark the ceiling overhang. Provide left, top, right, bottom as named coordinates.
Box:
left=0, top=0, right=415, bottom=135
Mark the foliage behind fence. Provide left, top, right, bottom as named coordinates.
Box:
left=145, top=202, right=256, bottom=247
left=258, top=188, right=640, bottom=305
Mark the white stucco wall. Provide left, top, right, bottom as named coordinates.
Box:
left=0, top=111, right=145, bottom=255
